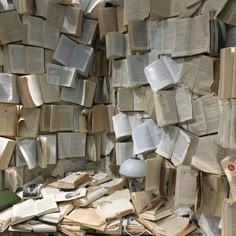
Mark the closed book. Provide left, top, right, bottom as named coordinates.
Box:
left=0, top=189, right=21, bottom=212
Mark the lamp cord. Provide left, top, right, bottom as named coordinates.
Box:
left=123, top=224, right=148, bottom=236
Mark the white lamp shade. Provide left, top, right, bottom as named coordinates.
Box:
left=119, top=157, right=146, bottom=178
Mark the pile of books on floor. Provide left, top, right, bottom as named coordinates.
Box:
left=1, top=0, right=236, bottom=235
left=0, top=169, right=199, bottom=236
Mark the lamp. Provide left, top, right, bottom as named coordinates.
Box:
left=119, top=155, right=146, bottom=191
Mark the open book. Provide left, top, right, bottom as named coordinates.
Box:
left=153, top=86, right=193, bottom=127
left=117, top=86, right=154, bottom=115
left=53, top=34, right=94, bottom=77
left=39, top=104, right=76, bottom=133
left=144, top=56, right=182, bottom=91
left=39, top=202, right=74, bottom=224
left=69, top=18, right=98, bottom=46
left=106, top=32, right=127, bottom=59
left=6, top=44, right=44, bottom=74
left=172, top=14, right=210, bottom=57
left=147, top=18, right=177, bottom=54
left=22, top=15, right=60, bottom=50
left=11, top=196, right=59, bottom=225
left=178, top=55, right=220, bottom=96
left=156, top=126, right=198, bottom=166
left=57, top=132, right=86, bottom=159
left=47, top=2, right=83, bottom=36
left=79, top=104, right=106, bottom=134
left=128, top=20, right=149, bottom=53
left=61, top=79, right=96, bottom=108
left=0, top=10, right=23, bottom=45
left=112, top=51, right=156, bottom=88
left=17, top=75, right=44, bottom=108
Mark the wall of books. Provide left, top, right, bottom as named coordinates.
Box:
left=0, top=0, right=236, bottom=235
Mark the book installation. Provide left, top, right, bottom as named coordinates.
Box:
left=0, top=0, right=235, bottom=235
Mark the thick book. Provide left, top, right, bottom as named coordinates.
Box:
left=49, top=172, right=90, bottom=190
left=0, top=189, right=21, bottom=212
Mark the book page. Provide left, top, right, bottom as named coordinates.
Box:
left=201, top=94, right=219, bottom=134
left=178, top=56, right=199, bottom=91
left=0, top=73, right=19, bottom=103
left=0, top=10, right=23, bottom=45
left=192, top=135, right=223, bottom=175
left=36, top=195, right=59, bottom=217
left=98, top=198, right=134, bottom=220
left=202, top=174, right=228, bottom=217
left=161, top=56, right=183, bottom=83
left=175, top=165, right=197, bottom=205
left=147, top=20, right=164, bottom=53
left=191, top=14, right=210, bottom=55
left=0, top=104, right=17, bottom=137
left=175, top=87, right=193, bottom=123
left=57, top=133, right=86, bottom=159
left=124, top=0, right=148, bottom=26
left=18, top=139, right=37, bottom=170
left=17, top=107, right=40, bottom=138
left=163, top=18, right=176, bottom=54
left=47, top=63, right=76, bottom=88
left=112, top=59, right=129, bottom=88
left=187, top=97, right=207, bottom=136
left=26, top=46, right=44, bottom=74
left=145, top=155, right=162, bottom=191
left=156, top=126, right=179, bottom=159
left=222, top=199, right=236, bottom=236
left=53, top=34, right=77, bottom=66
left=112, top=113, right=132, bottom=141
left=132, top=119, right=162, bottom=155
left=98, top=7, right=117, bottom=40
left=38, top=74, right=60, bottom=104
left=193, top=56, right=216, bottom=95
left=172, top=17, right=192, bottom=57
left=70, top=18, right=98, bottom=46
left=128, top=20, right=149, bottom=52
left=8, top=45, right=26, bottom=74
left=116, top=142, right=133, bottom=165
left=144, top=59, right=175, bottom=92
left=12, top=199, right=35, bottom=225
left=171, top=130, right=191, bottom=166
left=65, top=208, right=107, bottom=231
left=153, top=90, right=178, bottom=127
left=127, top=55, right=148, bottom=87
